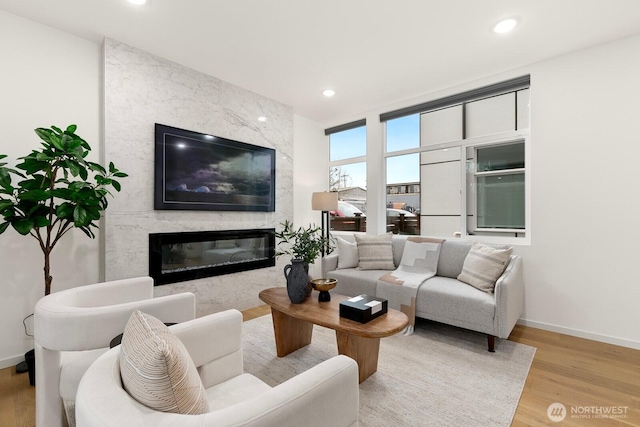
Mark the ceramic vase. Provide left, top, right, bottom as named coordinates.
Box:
left=283, top=259, right=309, bottom=303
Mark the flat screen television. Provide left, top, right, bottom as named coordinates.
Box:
left=154, top=124, right=276, bottom=211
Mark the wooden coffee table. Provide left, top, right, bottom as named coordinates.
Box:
left=259, top=287, right=409, bottom=383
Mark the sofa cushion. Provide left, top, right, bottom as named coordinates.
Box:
left=336, top=237, right=359, bottom=269
left=436, top=240, right=473, bottom=278
left=119, top=310, right=209, bottom=415
left=329, top=269, right=381, bottom=297
left=457, top=243, right=513, bottom=293
left=415, top=276, right=496, bottom=333
left=355, top=234, right=395, bottom=270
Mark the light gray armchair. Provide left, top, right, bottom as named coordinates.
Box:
left=34, top=276, right=196, bottom=427
left=75, top=309, right=360, bottom=427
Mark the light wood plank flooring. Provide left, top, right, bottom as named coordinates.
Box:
left=1, top=305, right=638, bottom=426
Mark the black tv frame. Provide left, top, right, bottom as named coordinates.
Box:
left=154, top=123, right=276, bottom=211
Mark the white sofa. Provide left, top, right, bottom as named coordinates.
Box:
left=322, top=234, right=524, bottom=351
left=75, top=309, right=360, bottom=427
left=34, top=277, right=196, bottom=427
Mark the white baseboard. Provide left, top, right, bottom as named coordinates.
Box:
left=0, top=354, right=28, bottom=370
left=517, top=319, right=640, bottom=350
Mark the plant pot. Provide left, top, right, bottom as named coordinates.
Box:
left=283, top=259, right=310, bottom=303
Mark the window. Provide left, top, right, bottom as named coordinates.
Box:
left=326, top=122, right=367, bottom=231
left=382, top=76, right=530, bottom=241
left=468, top=142, right=525, bottom=232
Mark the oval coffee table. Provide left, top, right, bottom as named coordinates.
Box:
left=259, top=287, right=408, bottom=383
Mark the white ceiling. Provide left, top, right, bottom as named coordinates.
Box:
left=2, top=0, right=640, bottom=125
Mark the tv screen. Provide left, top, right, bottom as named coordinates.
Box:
left=154, top=124, right=276, bottom=211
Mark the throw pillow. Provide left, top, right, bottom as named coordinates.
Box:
left=355, top=233, right=395, bottom=270
left=457, top=243, right=513, bottom=293
left=336, top=237, right=359, bottom=269
left=119, top=310, right=209, bottom=415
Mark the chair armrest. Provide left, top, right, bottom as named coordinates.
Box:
left=35, top=292, right=196, bottom=351
left=322, top=254, right=339, bottom=277
left=206, top=355, right=359, bottom=427
left=493, top=255, right=524, bottom=338
left=171, top=310, right=244, bottom=387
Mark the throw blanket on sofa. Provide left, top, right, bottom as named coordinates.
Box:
left=377, top=237, right=444, bottom=335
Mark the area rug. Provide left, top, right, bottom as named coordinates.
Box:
left=241, top=315, right=535, bottom=427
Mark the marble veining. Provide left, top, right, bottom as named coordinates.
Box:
left=103, top=38, right=293, bottom=315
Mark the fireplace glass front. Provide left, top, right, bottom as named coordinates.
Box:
left=149, top=229, right=275, bottom=285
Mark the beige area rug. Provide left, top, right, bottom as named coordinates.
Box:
left=242, top=314, right=536, bottom=427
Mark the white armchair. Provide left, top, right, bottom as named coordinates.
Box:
left=34, top=276, right=196, bottom=427
left=75, top=309, right=360, bottom=427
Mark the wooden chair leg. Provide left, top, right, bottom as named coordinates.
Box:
left=487, top=335, right=496, bottom=352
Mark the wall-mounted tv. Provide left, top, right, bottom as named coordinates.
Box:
left=154, top=124, right=276, bottom=211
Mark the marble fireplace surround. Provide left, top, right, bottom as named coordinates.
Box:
left=103, top=39, right=293, bottom=316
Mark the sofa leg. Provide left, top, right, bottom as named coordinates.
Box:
left=487, top=335, right=495, bottom=352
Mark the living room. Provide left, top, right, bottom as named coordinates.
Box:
left=1, top=1, right=639, bottom=426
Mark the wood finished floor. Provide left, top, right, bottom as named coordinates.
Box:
left=1, top=305, right=638, bottom=427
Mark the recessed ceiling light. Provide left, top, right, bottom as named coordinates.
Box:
left=128, top=0, right=147, bottom=5
left=493, top=18, right=518, bottom=34
left=258, top=116, right=267, bottom=122
left=322, top=89, right=336, bottom=98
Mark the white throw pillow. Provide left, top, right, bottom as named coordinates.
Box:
left=119, top=310, right=209, bottom=415
left=336, top=237, right=359, bottom=269
left=355, top=233, right=395, bottom=270
left=457, top=243, right=512, bottom=293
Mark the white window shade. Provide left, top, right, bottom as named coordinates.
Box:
left=465, top=92, right=516, bottom=138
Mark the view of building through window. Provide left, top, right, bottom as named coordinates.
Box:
left=327, top=80, right=529, bottom=240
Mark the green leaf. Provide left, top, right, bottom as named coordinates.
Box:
left=66, top=124, right=77, bottom=134
left=87, top=162, right=106, bottom=174
left=51, top=125, right=63, bottom=135
left=35, top=152, right=54, bottom=162
left=113, top=172, right=128, bottom=178
left=0, top=222, right=9, bottom=235
left=33, top=216, right=50, bottom=227
left=111, top=180, right=121, bottom=192
left=78, top=164, right=88, bottom=181
left=35, top=128, right=53, bottom=143
left=12, top=218, right=34, bottom=235
left=0, top=199, right=14, bottom=212
left=65, top=160, right=80, bottom=177
left=19, top=189, right=50, bottom=201
left=51, top=188, right=75, bottom=201
left=109, top=162, right=116, bottom=173
left=73, top=205, right=89, bottom=227
left=56, top=202, right=75, bottom=219
left=16, top=158, right=50, bottom=175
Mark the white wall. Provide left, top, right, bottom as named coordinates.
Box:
left=292, top=114, right=329, bottom=277
left=0, top=11, right=102, bottom=368
left=296, top=34, right=640, bottom=349
left=517, top=34, right=640, bottom=347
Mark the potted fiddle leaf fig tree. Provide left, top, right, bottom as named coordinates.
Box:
left=0, top=124, right=127, bottom=296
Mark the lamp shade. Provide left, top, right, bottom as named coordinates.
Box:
left=311, top=192, right=338, bottom=211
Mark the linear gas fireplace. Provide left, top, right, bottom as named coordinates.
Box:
left=149, top=229, right=275, bottom=286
